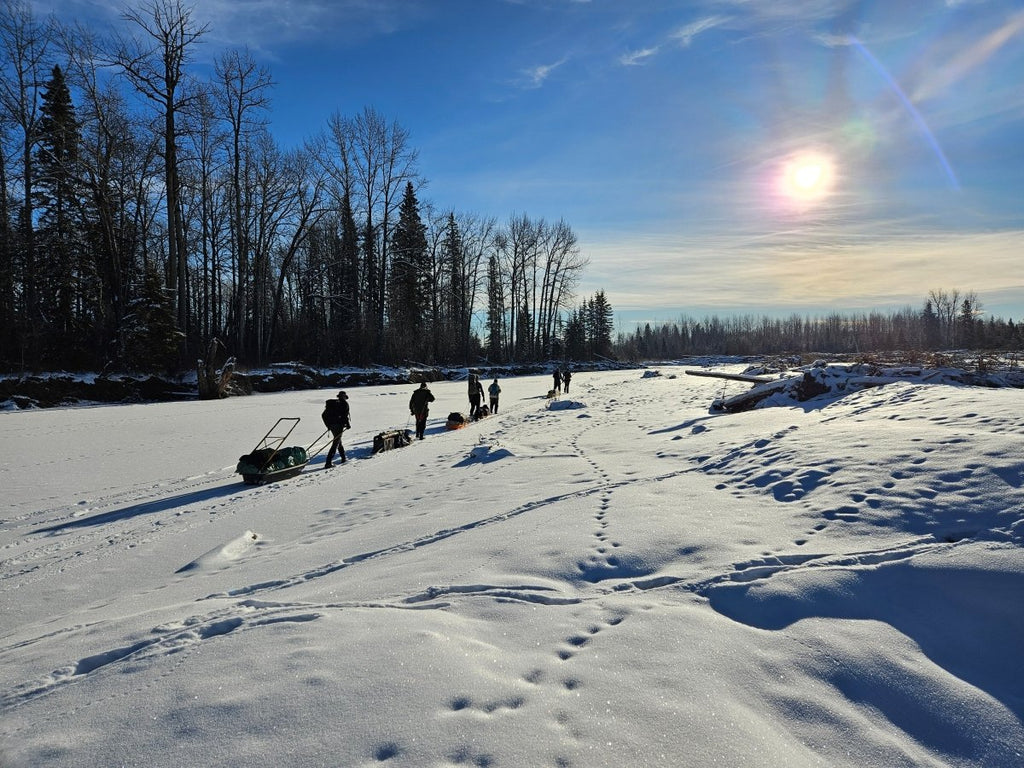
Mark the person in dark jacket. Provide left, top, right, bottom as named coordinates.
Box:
left=488, top=377, right=501, bottom=414
left=322, top=391, right=351, bottom=468
left=409, top=382, right=435, bottom=440
left=468, top=374, right=484, bottom=419
left=562, top=369, right=572, bottom=394
left=552, top=369, right=562, bottom=395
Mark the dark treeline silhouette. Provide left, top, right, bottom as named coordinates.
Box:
left=614, top=289, right=1023, bottom=360
left=0, top=0, right=590, bottom=374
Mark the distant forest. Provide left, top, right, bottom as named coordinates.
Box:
left=2, top=2, right=1018, bottom=378
left=613, top=289, right=1024, bottom=361
left=0, top=0, right=595, bottom=374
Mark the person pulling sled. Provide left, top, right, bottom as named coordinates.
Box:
left=409, top=382, right=435, bottom=440
left=322, top=391, right=351, bottom=468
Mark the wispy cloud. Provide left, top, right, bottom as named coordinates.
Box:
left=519, top=57, right=569, bottom=89
left=619, top=46, right=660, bottom=67
left=670, top=15, right=728, bottom=47
left=187, top=0, right=426, bottom=55
left=814, top=32, right=856, bottom=48
left=616, top=14, right=726, bottom=69
left=581, top=227, right=1024, bottom=315
left=911, top=10, right=1024, bottom=103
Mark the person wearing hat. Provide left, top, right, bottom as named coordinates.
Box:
left=467, top=373, right=484, bottom=419
left=322, top=391, right=351, bottom=468
left=408, top=381, right=435, bottom=440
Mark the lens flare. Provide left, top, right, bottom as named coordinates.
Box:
left=849, top=35, right=960, bottom=191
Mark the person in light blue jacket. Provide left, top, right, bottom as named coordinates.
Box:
left=488, top=378, right=501, bottom=414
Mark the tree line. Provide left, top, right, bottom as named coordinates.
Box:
left=0, top=0, right=592, bottom=374
left=615, top=289, right=1024, bottom=360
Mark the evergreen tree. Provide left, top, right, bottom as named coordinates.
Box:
left=921, top=299, right=941, bottom=350
left=563, top=308, right=586, bottom=360
left=443, top=212, right=466, bottom=360
left=485, top=253, right=504, bottom=362
left=958, top=295, right=977, bottom=349
left=388, top=181, right=428, bottom=361
left=590, top=290, right=614, bottom=358
left=35, top=64, right=85, bottom=361
left=120, top=261, right=182, bottom=373
left=515, top=301, right=532, bottom=360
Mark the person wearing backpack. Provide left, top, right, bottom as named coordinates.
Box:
left=322, top=391, right=351, bottom=468
left=409, top=382, right=435, bottom=440
left=488, top=377, right=501, bottom=414
left=468, top=374, right=485, bottom=419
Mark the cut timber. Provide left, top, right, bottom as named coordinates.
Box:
left=709, top=371, right=900, bottom=414
left=711, top=379, right=790, bottom=413
left=685, top=369, right=777, bottom=384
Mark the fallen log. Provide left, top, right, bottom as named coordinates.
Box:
left=711, top=379, right=790, bottom=413
left=685, top=369, right=777, bottom=384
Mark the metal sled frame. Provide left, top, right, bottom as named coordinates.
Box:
left=241, top=417, right=307, bottom=485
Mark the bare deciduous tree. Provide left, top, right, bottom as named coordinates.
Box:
left=0, top=0, right=50, bottom=353
left=110, top=0, right=207, bottom=341
left=213, top=46, right=271, bottom=357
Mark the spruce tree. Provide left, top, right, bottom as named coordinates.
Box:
left=388, top=181, right=428, bottom=361
left=35, top=64, right=84, bottom=361
left=443, top=212, right=466, bottom=360
left=591, top=290, right=614, bottom=358
left=120, top=262, right=182, bottom=374
left=563, top=308, right=585, bottom=360
left=958, top=296, right=976, bottom=349
left=485, top=253, right=504, bottom=362
left=514, top=302, right=532, bottom=361
left=921, top=300, right=940, bottom=350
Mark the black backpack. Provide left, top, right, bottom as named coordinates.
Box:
left=322, top=399, right=345, bottom=430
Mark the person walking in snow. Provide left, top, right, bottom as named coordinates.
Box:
left=562, top=369, right=572, bottom=394
left=488, top=377, right=501, bottom=414
left=409, top=381, right=435, bottom=440
left=468, top=373, right=484, bottom=419
left=552, top=369, right=562, bottom=395
left=322, top=391, right=351, bottom=468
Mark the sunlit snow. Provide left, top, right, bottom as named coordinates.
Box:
left=2, top=369, right=1022, bottom=767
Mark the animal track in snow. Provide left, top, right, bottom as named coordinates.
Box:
left=403, top=583, right=580, bottom=607
left=2, top=604, right=322, bottom=709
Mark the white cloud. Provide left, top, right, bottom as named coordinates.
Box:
left=619, top=46, right=660, bottom=67
left=815, top=32, right=856, bottom=48
left=579, top=227, right=1024, bottom=316
left=519, top=57, right=569, bottom=89
left=670, top=15, right=728, bottom=47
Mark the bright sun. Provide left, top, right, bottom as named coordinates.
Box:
left=779, top=151, right=835, bottom=205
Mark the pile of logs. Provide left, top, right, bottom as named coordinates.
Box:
left=686, top=366, right=914, bottom=414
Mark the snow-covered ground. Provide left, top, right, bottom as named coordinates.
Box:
left=2, top=368, right=1022, bottom=767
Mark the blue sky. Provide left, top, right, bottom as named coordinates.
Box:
left=39, top=0, right=1024, bottom=328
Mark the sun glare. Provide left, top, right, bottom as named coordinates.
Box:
left=779, top=151, right=836, bottom=206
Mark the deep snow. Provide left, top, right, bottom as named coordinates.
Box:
left=1, top=367, right=1022, bottom=767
